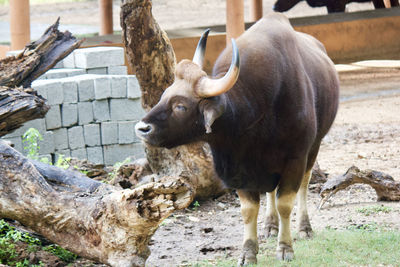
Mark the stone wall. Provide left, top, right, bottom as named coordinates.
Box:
left=2, top=47, right=146, bottom=165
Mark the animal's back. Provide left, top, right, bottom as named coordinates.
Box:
left=210, top=13, right=339, bottom=192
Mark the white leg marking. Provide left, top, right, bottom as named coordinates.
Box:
left=276, top=191, right=296, bottom=260
left=297, top=170, right=313, bottom=238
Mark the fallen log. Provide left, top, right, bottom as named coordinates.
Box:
left=0, top=141, right=194, bottom=267
left=319, top=166, right=400, bottom=209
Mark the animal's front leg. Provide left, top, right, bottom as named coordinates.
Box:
left=237, top=190, right=260, bottom=266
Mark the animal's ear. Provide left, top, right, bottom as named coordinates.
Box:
left=199, top=97, right=225, bottom=134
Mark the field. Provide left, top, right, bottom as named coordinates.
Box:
left=1, top=0, right=400, bottom=266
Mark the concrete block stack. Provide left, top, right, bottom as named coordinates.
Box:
left=2, top=47, right=145, bottom=165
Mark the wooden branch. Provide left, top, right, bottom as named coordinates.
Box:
left=319, top=166, right=400, bottom=209
left=0, top=141, right=194, bottom=267
left=0, top=18, right=83, bottom=88
left=0, top=86, right=49, bottom=137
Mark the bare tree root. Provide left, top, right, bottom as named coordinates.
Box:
left=319, top=166, right=400, bottom=209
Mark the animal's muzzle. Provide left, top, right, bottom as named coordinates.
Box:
left=135, top=121, right=154, bottom=140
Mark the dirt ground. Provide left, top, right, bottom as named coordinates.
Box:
left=1, top=1, right=400, bottom=266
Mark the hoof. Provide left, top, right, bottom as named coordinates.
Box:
left=298, top=220, right=313, bottom=239
left=298, top=228, right=313, bottom=239
left=237, top=239, right=258, bottom=266
left=264, top=215, right=279, bottom=238
left=276, top=243, right=294, bottom=261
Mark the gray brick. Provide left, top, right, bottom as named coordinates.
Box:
left=87, top=146, right=104, bottom=164
left=53, top=128, right=68, bottom=150
left=68, top=126, right=85, bottom=149
left=108, top=65, right=128, bottom=75
left=69, top=75, right=96, bottom=102
left=74, top=47, right=125, bottom=68
left=45, top=69, right=68, bottom=79
left=127, top=76, right=141, bottom=99
left=110, top=76, right=127, bottom=98
left=31, top=80, right=48, bottom=99
left=110, top=99, right=145, bottom=121
left=5, top=118, right=47, bottom=138
left=3, top=137, right=23, bottom=153
left=46, top=82, right=64, bottom=105
left=61, top=103, right=78, bottom=127
left=71, top=148, right=87, bottom=160
left=101, top=122, right=118, bottom=145
left=78, top=102, right=94, bottom=125
left=87, top=67, right=107, bottom=75
left=93, top=100, right=110, bottom=122
left=66, top=69, right=85, bottom=77
left=83, top=124, right=101, bottom=147
left=118, top=121, right=136, bottom=144
left=38, top=131, right=55, bottom=154
left=63, top=54, right=75, bottom=68
left=62, top=79, right=78, bottom=103
left=55, top=149, right=71, bottom=159
left=45, top=105, right=62, bottom=130
left=103, top=143, right=145, bottom=165
left=94, top=76, right=111, bottom=100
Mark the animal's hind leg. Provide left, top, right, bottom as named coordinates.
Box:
left=264, top=189, right=279, bottom=237
left=237, top=190, right=260, bottom=266
left=297, top=169, right=313, bottom=238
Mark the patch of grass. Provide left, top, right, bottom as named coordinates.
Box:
left=193, top=228, right=400, bottom=266
left=356, top=205, right=393, bottom=216
left=0, top=219, right=76, bottom=265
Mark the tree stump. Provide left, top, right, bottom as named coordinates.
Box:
left=120, top=0, right=226, bottom=199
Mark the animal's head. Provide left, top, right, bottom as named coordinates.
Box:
left=135, top=30, right=240, bottom=148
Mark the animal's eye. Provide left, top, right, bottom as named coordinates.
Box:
left=174, top=103, right=187, bottom=112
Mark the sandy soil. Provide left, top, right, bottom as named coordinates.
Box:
left=1, top=1, right=399, bottom=266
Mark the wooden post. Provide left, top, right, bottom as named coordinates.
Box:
left=226, top=0, right=244, bottom=44
left=250, top=0, right=263, bottom=22
left=10, top=0, right=30, bottom=50
left=99, top=0, right=113, bottom=35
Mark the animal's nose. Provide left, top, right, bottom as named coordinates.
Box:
left=135, top=121, right=153, bottom=136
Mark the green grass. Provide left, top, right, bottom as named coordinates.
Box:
left=356, top=205, right=394, bottom=216
left=0, top=0, right=87, bottom=5
left=193, top=228, right=400, bottom=267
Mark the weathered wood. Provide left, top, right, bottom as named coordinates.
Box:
left=120, top=0, right=226, bottom=199
left=0, top=18, right=82, bottom=88
left=0, top=18, right=82, bottom=137
left=319, top=166, right=400, bottom=209
left=0, top=86, right=49, bottom=137
left=0, top=141, right=194, bottom=267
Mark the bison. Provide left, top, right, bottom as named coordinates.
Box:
left=135, top=13, right=339, bottom=264
left=273, top=0, right=399, bottom=13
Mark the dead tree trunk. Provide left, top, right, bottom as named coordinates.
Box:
left=0, top=18, right=82, bottom=136
left=0, top=141, right=193, bottom=267
left=120, top=0, right=226, bottom=199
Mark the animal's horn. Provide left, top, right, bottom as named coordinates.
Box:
left=195, top=38, right=240, bottom=98
left=192, top=29, right=210, bottom=69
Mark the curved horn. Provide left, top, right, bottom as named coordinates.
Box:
left=192, top=29, right=210, bottom=69
left=195, top=38, right=240, bottom=98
